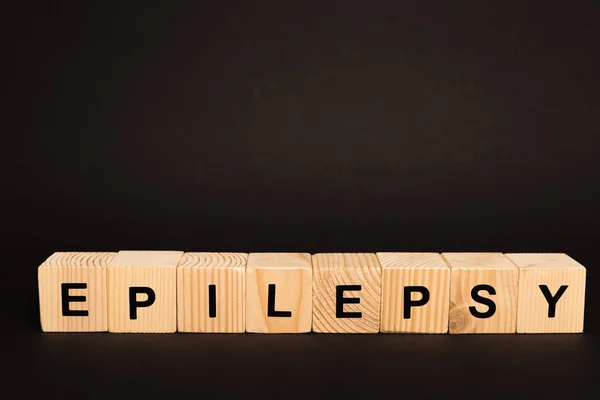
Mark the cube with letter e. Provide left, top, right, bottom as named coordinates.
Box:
left=312, top=253, right=382, bottom=333
left=38, top=252, right=114, bottom=332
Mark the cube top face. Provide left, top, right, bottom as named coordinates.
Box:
left=506, top=253, right=586, bottom=333
left=179, top=252, right=248, bottom=269
left=41, top=252, right=116, bottom=268
left=377, top=252, right=447, bottom=269
left=441, top=252, right=516, bottom=271
left=247, top=253, right=311, bottom=269
left=111, top=251, right=183, bottom=267
left=504, top=253, right=585, bottom=270
left=312, top=253, right=380, bottom=269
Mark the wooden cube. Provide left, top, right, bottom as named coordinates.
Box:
left=312, top=253, right=382, bottom=333
left=505, top=253, right=586, bottom=333
left=377, top=252, right=450, bottom=333
left=38, top=252, right=115, bottom=332
left=245, top=253, right=312, bottom=333
left=442, top=252, right=518, bottom=334
left=177, top=252, right=247, bottom=333
left=108, top=250, right=183, bottom=333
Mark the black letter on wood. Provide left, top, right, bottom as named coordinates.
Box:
left=336, top=285, right=362, bottom=318
left=208, top=284, right=217, bottom=318
left=61, top=283, right=88, bottom=316
left=129, top=287, right=156, bottom=320
left=469, top=284, right=496, bottom=318
left=267, top=284, right=291, bottom=317
left=403, top=286, right=430, bottom=319
left=539, top=285, right=568, bottom=318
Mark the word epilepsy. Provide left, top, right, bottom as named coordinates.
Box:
left=38, top=251, right=586, bottom=334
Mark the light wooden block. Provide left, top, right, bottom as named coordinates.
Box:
left=177, top=252, right=247, bottom=333
left=312, top=253, right=382, bottom=333
left=505, top=253, right=586, bottom=333
left=377, top=252, right=450, bottom=333
left=38, top=252, right=115, bottom=332
left=245, top=253, right=312, bottom=333
left=442, top=253, right=518, bottom=334
left=108, top=250, right=183, bottom=333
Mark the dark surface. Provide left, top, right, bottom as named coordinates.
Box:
left=7, top=1, right=600, bottom=398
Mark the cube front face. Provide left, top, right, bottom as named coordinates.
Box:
left=443, top=253, right=518, bottom=334
left=506, top=253, right=586, bottom=333
left=312, top=253, right=382, bottom=333
left=245, top=253, right=312, bottom=333
left=177, top=252, right=247, bottom=333
left=378, top=253, right=450, bottom=333
left=108, top=251, right=182, bottom=333
left=38, top=252, right=114, bottom=332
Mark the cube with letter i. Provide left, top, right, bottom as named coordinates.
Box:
left=505, top=253, right=586, bottom=333
left=442, top=252, right=518, bottom=334
left=177, top=252, right=247, bottom=333
left=378, top=252, right=450, bottom=333
left=38, top=252, right=115, bottom=332
left=108, top=250, right=183, bottom=333
left=312, top=253, right=382, bottom=333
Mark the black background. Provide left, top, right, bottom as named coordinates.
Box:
left=7, top=1, right=600, bottom=398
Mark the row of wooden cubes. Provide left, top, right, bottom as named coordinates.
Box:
left=38, top=251, right=586, bottom=334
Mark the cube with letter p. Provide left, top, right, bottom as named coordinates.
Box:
left=108, top=250, right=183, bottom=333
left=378, top=252, right=450, bottom=333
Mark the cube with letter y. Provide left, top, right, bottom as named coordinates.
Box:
left=442, top=252, right=518, bottom=334
left=38, top=252, right=115, bottom=332
left=505, top=253, right=586, bottom=333
left=108, top=250, right=183, bottom=333
left=312, top=253, right=382, bottom=333
left=245, top=253, right=312, bottom=333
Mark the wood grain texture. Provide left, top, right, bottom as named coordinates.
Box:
left=312, top=253, right=381, bottom=333
left=246, top=253, right=312, bottom=333
left=177, top=252, right=247, bottom=333
left=38, top=252, right=115, bottom=332
left=442, top=253, right=518, bottom=334
left=377, top=252, right=450, bottom=333
left=505, top=253, right=586, bottom=333
left=108, top=250, right=183, bottom=333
